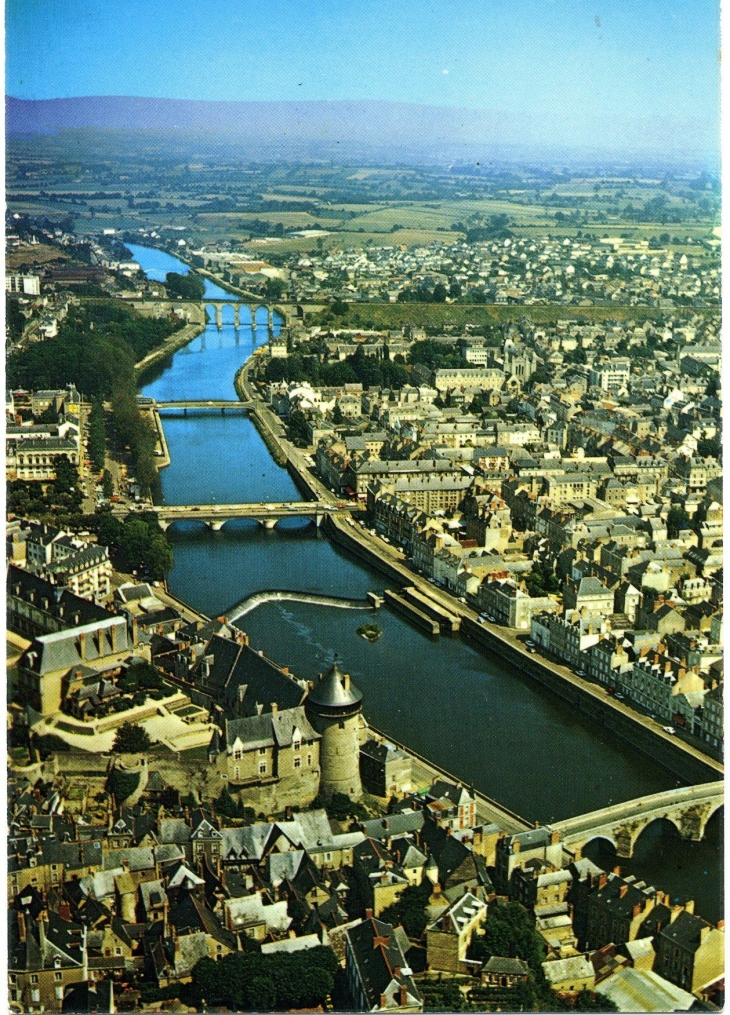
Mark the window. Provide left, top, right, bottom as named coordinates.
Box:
left=115, top=947, right=122, bottom=956
left=259, top=747, right=267, bottom=756
left=233, top=749, right=242, bottom=760
left=31, top=975, right=38, bottom=985
left=293, top=739, right=301, bottom=752
left=259, top=762, right=267, bottom=775
left=55, top=972, right=63, bottom=982
left=307, top=754, right=312, bottom=767
left=294, top=756, right=301, bottom=769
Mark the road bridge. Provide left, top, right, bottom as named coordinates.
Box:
left=153, top=399, right=254, bottom=413
left=141, top=501, right=355, bottom=531
left=552, top=782, right=723, bottom=858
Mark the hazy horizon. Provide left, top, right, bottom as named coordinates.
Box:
left=6, top=0, right=720, bottom=167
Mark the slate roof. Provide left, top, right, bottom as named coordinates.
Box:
left=346, top=916, right=423, bottom=1010
left=361, top=810, right=424, bottom=841
left=483, top=956, right=530, bottom=975
left=307, top=658, right=363, bottom=709
left=21, top=616, right=130, bottom=675
left=225, top=705, right=319, bottom=751
left=200, top=633, right=308, bottom=714
left=8, top=563, right=111, bottom=632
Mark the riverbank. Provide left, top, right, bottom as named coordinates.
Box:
left=322, top=515, right=723, bottom=787
left=134, top=317, right=207, bottom=379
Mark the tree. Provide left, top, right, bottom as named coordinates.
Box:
left=264, top=277, right=286, bottom=300
left=379, top=880, right=432, bottom=939
left=468, top=901, right=546, bottom=972
left=288, top=409, right=311, bottom=447
left=575, top=987, right=618, bottom=1011
left=165, top=271, right=205, bottom=300
left=112, top=722, right=152, bottom=753
left=102, top=469, right=114, bottom=499
left=88, top=400, right=107, bottom=472
left=667, top=504, right=691, bottom=538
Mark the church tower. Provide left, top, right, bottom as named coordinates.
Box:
left=306, top=657, right=363, bottom=802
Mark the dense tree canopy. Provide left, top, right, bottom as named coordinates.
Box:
left=165, top=271, right=205, bottom=300
left=265, top=344, right=409, bottom=391
left=187, top=947, right=337, bottom=1011
left=7, top=302, right=181, bottom=399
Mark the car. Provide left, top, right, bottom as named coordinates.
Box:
left=458, top=597, right=467, bottom=604
left=574, top=667, right=587, bottom=678
left=525, top=639, right=537, bottom=653
left=662, top=726, right=676, bottom=735
left=477, top=617, right=485, bottom=625
left=615, top=693, right=625, bottom=700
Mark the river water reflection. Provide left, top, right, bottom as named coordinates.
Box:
left=132, top=245, right=722, bottom=923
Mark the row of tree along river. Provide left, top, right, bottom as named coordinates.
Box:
left=132, top=245, right=722, bottom=923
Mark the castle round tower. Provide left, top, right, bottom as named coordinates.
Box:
left=306, top=657, right=363, bottom=802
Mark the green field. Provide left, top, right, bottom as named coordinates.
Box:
left=310, top=301, right=709, bottom=331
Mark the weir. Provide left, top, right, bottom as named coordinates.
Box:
left=226, top=589, right=378, bottom=622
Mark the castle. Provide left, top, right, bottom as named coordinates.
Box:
left=206, top=639, right=365, bottom=813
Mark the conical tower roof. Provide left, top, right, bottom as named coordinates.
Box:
left=307, top=657, right=363, bottom=710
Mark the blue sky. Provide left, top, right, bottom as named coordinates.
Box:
left=6, top=0, right=720, bottom=153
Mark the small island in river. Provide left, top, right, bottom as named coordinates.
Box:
left=357, top=622, right=382, bottom=642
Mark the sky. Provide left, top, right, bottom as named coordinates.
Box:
left=5, top=0, right=721, bottom=158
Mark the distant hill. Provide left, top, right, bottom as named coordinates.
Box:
left=6, top=95, right=717, bottom=170
left=6, top=95, right=506, bottom=143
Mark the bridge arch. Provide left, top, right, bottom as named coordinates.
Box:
left=631, top=815, right=684, bottom=852
left=696, top=800, right=723, bottom=841
left=581, top=833, right=618, bottom=854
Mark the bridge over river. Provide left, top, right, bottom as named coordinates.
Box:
left=552, top=781, right=723, bottom=858
left=152, top=399, right=253, bottom=413
left=139, top=501, right=355, bottom=531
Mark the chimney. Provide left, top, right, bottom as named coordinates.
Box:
left=270, top=701, right=278, bottom=716
left=400, top=985, right=408, bottom=1006
left=613, top=866, right=622, bottom=876
left=17, top=912, right=26, bottom=942
left=380, top=995, right=387, bottom=1009
left=619, top=884, right=629, bottom=899
left=684, top=899, right=695, bottom=915
left=550, top=830, right=561, bottom=845
left=365, top=908, right=374, bottom=920
left=717, top=920, right=724, bottom=931
left=598, top=874, right=608, bottom=890
left=344, top=673, right=351, bottom=691
left=512, top=839, right=521, bottom=854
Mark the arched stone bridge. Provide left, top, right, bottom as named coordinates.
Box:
left=552, top=781, right=723, bottom=858
left=144, top=501, right=353, bottom=531
left=202, top=299, right=327, bottom=330
left=203, top=300, right=280, bottom=330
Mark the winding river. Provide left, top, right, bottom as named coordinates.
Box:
left=132, top=244, right=722, bottom=922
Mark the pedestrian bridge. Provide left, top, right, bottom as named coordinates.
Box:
left=553, top=781, right=723, bottom=858
left=148, top=501, right=351, bottom=531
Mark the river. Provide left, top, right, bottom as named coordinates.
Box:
left=132, top=244, right=722, bottom=923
